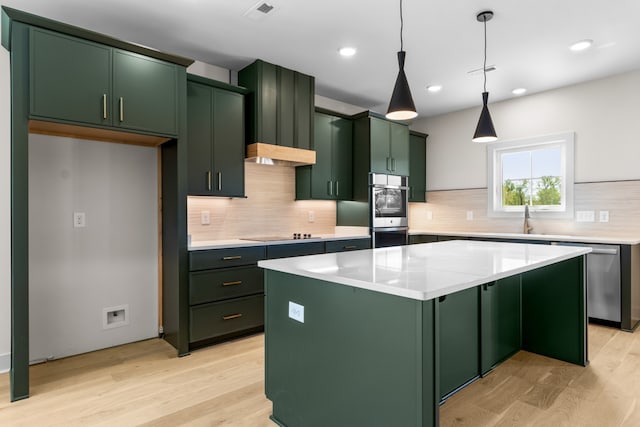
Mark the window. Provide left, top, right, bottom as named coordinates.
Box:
left=487, top=132, right=574, bottom=218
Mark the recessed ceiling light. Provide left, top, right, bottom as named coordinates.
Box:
left=338, top=47, right=357, bottom=57
left=512, top=88, right=527, bottom=95
left=569, top=39, right=593, bottom=52
left=426, top=85, right=442, bottom=93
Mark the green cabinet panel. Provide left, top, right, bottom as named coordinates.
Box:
left=522, top=256, right=587, bottom=365
left=296, top=111, right=353, bottom=200
left=189, top=266, right=263, bottom=305
left=190, top=294, right=264, bottom=344
left=409, top=131, right=427, bottom=202
left=30, top=28, right=111, bottom=127
left=29, top=27, right=178, bottom=136
left=324, top=238, right=371, bottom=253
left=267, top=241, right=325, bottom=259
left=238, top=59, right=314, bottom=148
left=112, top=50, right=177, bottom=135
left=186, top=76, right=245, bottom=197
left=481, top=276, right=521, bottom=375
left=189, top=245, right=265, bottom=270
left=438, top=286, right=480, bottom=400
left=409, top=234, right=438, bottom=244
left=352, top=112, right=410, bottom=201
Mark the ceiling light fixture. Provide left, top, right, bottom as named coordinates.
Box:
left=426, top=85, right=442, bottom=93
left=386, top=0, right=417, bottom=120
left=512, top=87, right=527, bottom=95
left=339, top=47, right=357, bottom=57
left=569, top=39, right=593, bottom=52
left=472, top=10, right=498, bottom=143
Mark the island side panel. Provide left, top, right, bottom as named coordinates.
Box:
left=521, top=256, right=587, bottom=366
left=264, top=270, right=437, bottom=427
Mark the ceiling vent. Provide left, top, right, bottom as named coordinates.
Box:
left=244, top=2, right=276, bottom=20
left=467, top=65, right=497, bottom=76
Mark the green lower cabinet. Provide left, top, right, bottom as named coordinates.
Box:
left=266, top=241, right=325, bottom=259
left=190, top=294, right=264, bottom=343
left=438, top=286, right=480, bottom=400
left=481, top=276, right=522, bottom=375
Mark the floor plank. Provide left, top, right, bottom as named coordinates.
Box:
left=0, top=324, right=639, bottom=426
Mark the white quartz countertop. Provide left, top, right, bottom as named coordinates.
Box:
left=189, top=234, right=370, bottom=251
left=258, top=240, right=591, bottom=301
left=408, top=230, right=640, bottom=245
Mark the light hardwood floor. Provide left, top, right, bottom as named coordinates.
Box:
left=1, top=324, right=640, bottom=426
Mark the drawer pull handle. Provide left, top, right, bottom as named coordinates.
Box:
left=119, top=97, right=124, bottom=122
left=222, top=256, right=242, bottom=261
left=102, top=94, right=107, bottom=119
left=344, top=245, right=357, bottom=250
left=222, top=280, right=242, bottom=287
left=223, top=313, right=243, bottom=321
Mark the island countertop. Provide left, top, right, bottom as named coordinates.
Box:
left=258, top=240, right=591, bottom=301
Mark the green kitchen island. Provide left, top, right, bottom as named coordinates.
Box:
left=259, top=240, right=590, bottom=427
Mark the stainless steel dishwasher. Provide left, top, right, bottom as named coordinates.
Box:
left=552, top=242, right=621, bottom=323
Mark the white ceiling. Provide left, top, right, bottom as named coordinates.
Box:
left=5, top=0, right=640, bottom=117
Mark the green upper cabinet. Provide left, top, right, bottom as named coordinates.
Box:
left=296, top=111, right=353, bottom=200
left=409, top=131, right=427, bottom=202
left=352, top=112, right=410, bottom=201
left=238, top=59, right=314, bottom=149
left=187, top=76, right=246, bottom=197
left=29, top=27, right=179, bottom=137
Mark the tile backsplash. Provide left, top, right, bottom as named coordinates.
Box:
left=188, top=162, right=336, bottom=241
left=409, top=180, right=640, bottom=237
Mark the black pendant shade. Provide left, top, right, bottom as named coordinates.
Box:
left=386, top=51, right=417, bottom=120
left=473, top=10, right=497, bottom=142
left=472, top=91, right=497, bottom=142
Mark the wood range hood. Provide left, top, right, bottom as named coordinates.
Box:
left=245, top=142, right=316, bottom=166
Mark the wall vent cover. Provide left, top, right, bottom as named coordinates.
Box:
left=257, top=3, right=274, bottom=13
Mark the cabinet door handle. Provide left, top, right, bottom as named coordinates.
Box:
left=392, top=158, right=396, bottom=171
left=335, top=180, right=339, bottom=196
left=207, top=171, right=212, bottom=191
left=222, top=255, right=242, bottom=261
left=343, top=245, right=357, bottom=250
left=102, top=94, right=107, bottom=119
left=222, top=280, right=242, bottom=287
left=327, top=181, right=333, bottom=196
left=217, top=172, right=222, bottom=191
left=119, top=97, right=124, bottom=122
left=386, top=157, right=391, bottom=171
left=223, top=313, right=243, bottom=321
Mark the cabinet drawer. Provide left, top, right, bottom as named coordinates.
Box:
left=267, top=241, right=325, bottom=259
left=325, top=238, right=371, bottom=253
left=190, top=295, right=264, bottom=343
left=190, top=266, right=263, bottom=305
left=190, top=246, right=265, bottom=270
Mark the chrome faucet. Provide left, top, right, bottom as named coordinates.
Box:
left=523, top=205, right=533, bottom=234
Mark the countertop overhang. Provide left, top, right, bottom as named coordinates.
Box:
left=259, top=240, right=591, bottom=301
left=409, top=230, right=640, bottom=245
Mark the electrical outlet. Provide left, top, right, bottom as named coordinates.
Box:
left=201, top=210, right=210, bottom=225
left=466, top=210, right=474, bottom=221
left=73, top=212, right=86, bottom=228
left=599, top=211, right=609, bottom=223
left=308, top=211, right=315, bottom=223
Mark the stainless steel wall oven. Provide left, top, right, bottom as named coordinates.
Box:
left=370, top=173, right=408, bottom=248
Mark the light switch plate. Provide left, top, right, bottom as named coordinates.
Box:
left=308, top=211, right=315, bottom=223
left=426, top=211, right=433, bottom=220
left=288, top=301, right=304, bottom=323
left=576, top=210, right=595, bottom=222
left=466, top=210, right=474, bottom=221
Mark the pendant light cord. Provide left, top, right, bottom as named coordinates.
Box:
left=483, top=17, right=487, bottom=93
left=400, top=0, right=404, bottom=51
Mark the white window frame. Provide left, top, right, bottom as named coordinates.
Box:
left=487, top=132, right=574, bottom=218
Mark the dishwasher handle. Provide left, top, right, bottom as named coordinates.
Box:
left=590, top=248, right=618, bottom=255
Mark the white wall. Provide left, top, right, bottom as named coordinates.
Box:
left=0, top=25, right=11, bottom=373
left=28, top=135, right=158, bottom=361
left=187, top=60, right=229, bottom=83
left=412, top=70, right=640, bottom=191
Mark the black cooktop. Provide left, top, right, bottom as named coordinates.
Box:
left=241, top=234, right=317, bottom=242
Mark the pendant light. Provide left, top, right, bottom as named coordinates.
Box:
left=472, top=10, right=497, bottom=142
left=386, top=0, right=418, bottom=120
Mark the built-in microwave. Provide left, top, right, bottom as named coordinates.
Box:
left=370, top=173, right=409, bottom=228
